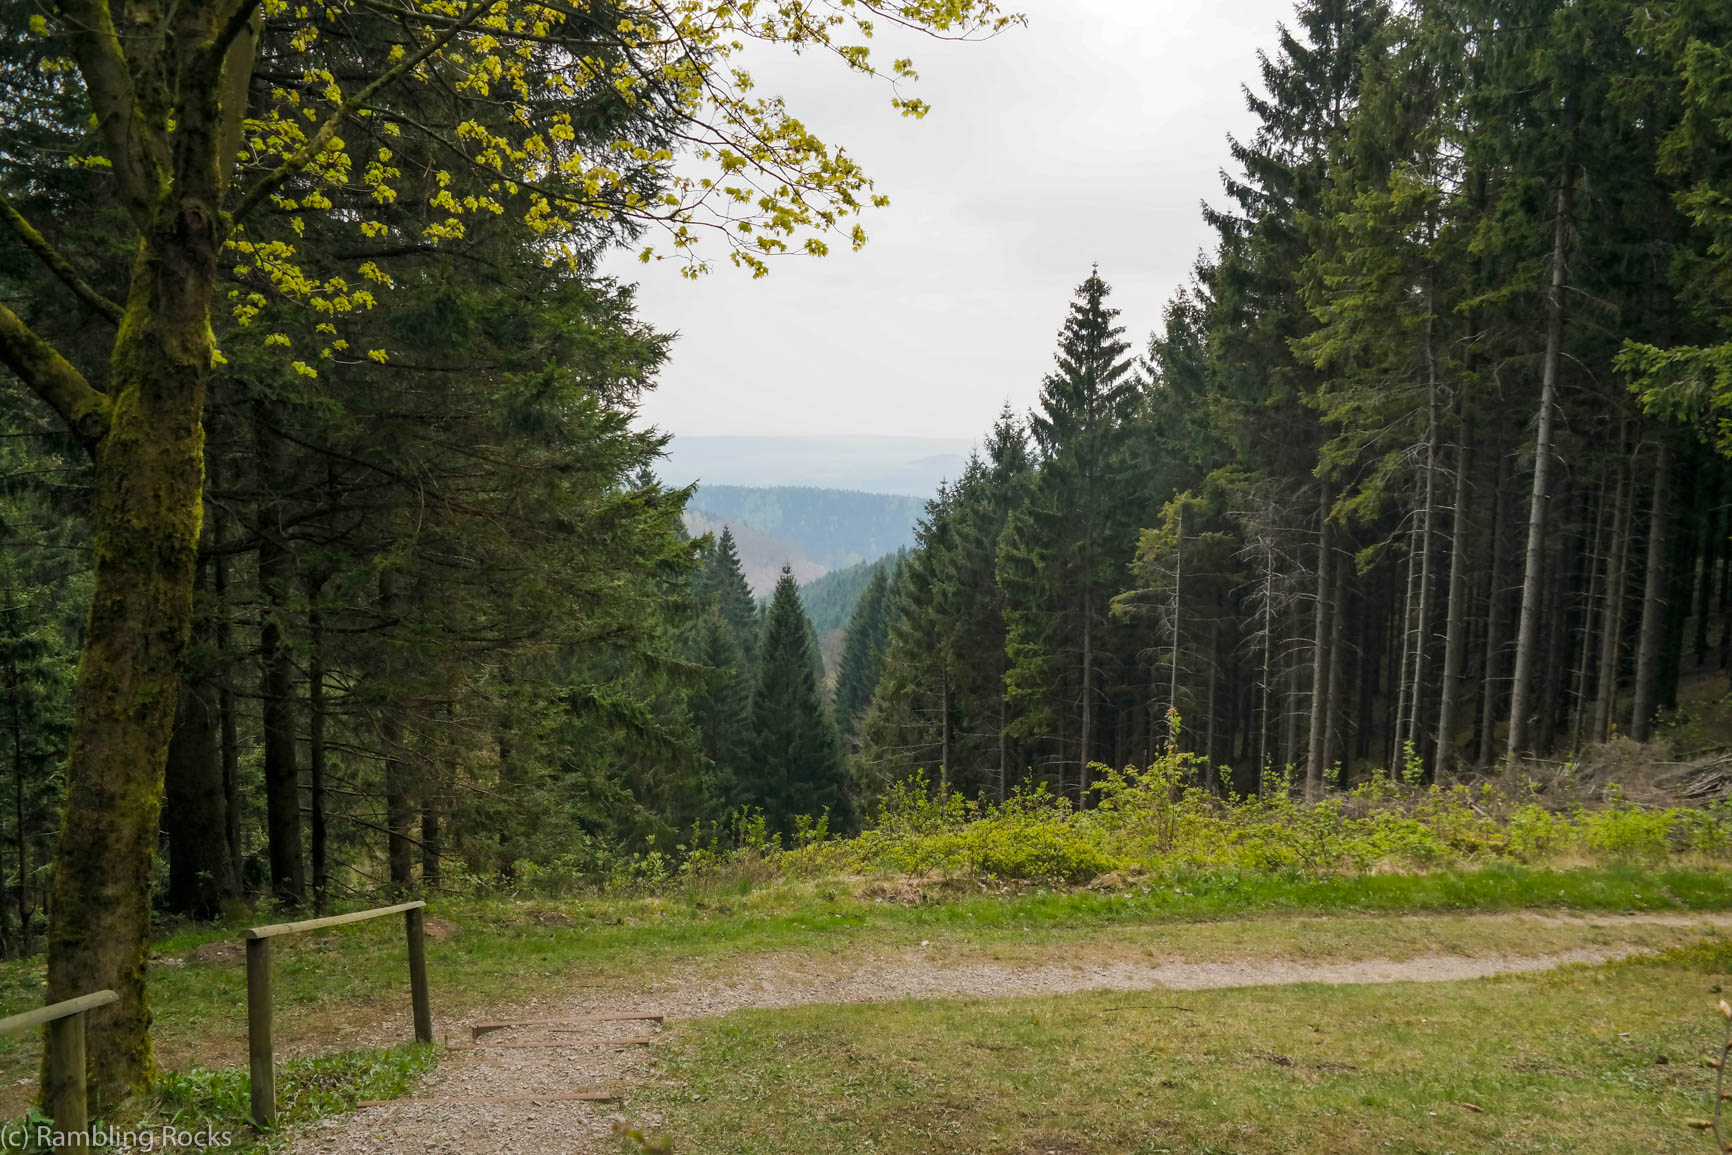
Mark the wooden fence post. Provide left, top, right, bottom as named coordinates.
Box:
left=45, top=1012, right=87, bottom=1151
left=246, top=936, right=276, bottom=1127
left=406, top=906, right=432, bottom=1044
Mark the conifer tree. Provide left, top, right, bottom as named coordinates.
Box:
left=833, top=564, right=892, bottom=744
left=1000, top=270, right=1142, bottom=796
left=746, top=566, right=854, bottom=838
left=700, top=527, right=762, bottom=669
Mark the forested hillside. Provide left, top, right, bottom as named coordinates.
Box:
left=686, top=486, right=925, bottom=569
left=859, top=0, right=1732, bottom=806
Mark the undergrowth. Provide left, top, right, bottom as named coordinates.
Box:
left=493, top=739, right=1732, bottom=896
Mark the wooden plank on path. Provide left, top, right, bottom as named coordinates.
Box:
left=471, top=1012, right=663, bottom=1039
left=467, top=1036, right=654, bottom=1050
left=358, top=1090, right=619, bottom=1107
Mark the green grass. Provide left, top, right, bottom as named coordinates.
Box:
left=633, top=941, right=1732, bottom=1155
left=0, top=865, right=1728, bottom=1134
left=138, top=1043, right=436, bottom=1152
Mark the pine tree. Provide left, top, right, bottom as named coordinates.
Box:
left=1000, top=269, right=1142, bottom=797
left=745, top=566, right=854, bottom=838
left=700, top=526, right=761, bottom=669
left=687, top=607, right=754, bottom=810
left=833, top=564, right=892, bottom=744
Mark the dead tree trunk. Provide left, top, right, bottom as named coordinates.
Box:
left=1631, top=441, right=1672, bottom=742
left=1593, top=442, right=1634, bottom=743
left=1306, top=478, right=1332, bottom=800
left=1507, top=156, right=1575, bottom=760
left=1435, top=419, right=1472, bottom=779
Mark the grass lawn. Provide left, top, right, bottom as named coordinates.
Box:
left=0, top=865, right=1728, bottom=1141
left=634, top=943, right=1732, bottom=1154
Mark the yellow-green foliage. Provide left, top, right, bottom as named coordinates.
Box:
left=696, top=744, right=1732, bottom=887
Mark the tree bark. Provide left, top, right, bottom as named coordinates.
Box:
left=306, top=574, right=329, bottom=913
left=1631, top=441, right=1672, bottom=742
left=255, top=403, right=305, bottom=907
left=1306, top=477, right=1332, bottom=800
left=1594, top=445, right=1634, bottom=743
left=45, top=225, right=213, bottom=1110
left=1406, top=304, right=1442, bottom=768
left=1477, top=452, right=1512, bottom=767
left=379, top=569, right=414, bottom=893
left=163, top=673, right=237, bottom=918
left=1507, top=156, right=1575, bottom=761
left=1324, top=552, right=1348, bottom=788
left=1435, top=419, right=1472, bottom=779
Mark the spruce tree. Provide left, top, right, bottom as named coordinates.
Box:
left=746, top=566, right=854, bottom=838
left=833, top=564, right=892, bottom=744
left=1000, top=269, right=1142, bottom=797
left=700, top=526, right=761, bottom=668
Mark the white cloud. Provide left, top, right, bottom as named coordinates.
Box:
left=611, top=0, right=1296, bottom=439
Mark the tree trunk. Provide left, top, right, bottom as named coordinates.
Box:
left=1393, top=502, right=1421, bottom=769
left=379, top=569, right=414, bottom=893
left=306, top=574, right=329, bottom=913
left=1435, top=418, right=1472, bottom=779
left=1593, top=446, right=1634, bottom=744
left=1324, top=552, right=1348, bottom=788
left=46, top=225, right=214, bottom=1107
left=255, top=404, right=304, bottom=907
left=421, top=803, right=441, bottom=886
left=163, top=672, right=237, bottom=918
left=1079, top=589, right=1093, bottom=800
left=1631, top=441, right=1672, bottom=742
left=1507, top=156, right=1575, bottom=760
left=1572, top=478, right=1608, bottom=751
left=1306, top=477, right=1332, bottom=800
left=1477, top=452, right=1512, bottom=767
left=1406, top=305, right=1442, bottom=768
left=210, top=455, right=242, bottom=875
left=1694, top=468, right=1720, bottom=668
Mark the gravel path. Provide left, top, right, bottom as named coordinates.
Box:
left=292, top=914, right=1700, bottom=1155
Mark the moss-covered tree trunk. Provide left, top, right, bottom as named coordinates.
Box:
left=48, top=221, right=214, bottom=1108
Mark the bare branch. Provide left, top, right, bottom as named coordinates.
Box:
left=58, top=0, right=156, bottom=223
left=0, top=193, right=124, bottom=325
left=0, top=301, right=112, bottom=451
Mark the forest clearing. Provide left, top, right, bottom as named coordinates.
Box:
left=12, top=0, right=1732, bottom=1150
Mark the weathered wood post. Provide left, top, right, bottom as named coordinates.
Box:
left=0, top=989, right=118, bottom=1151
left=45, top=1012, right=87, bottom=1150
left=246, top=936, right=275, bottom=1127
left=405, top=905, right=432, bottom=1044
left=242, top=899, right=429, bottom=1128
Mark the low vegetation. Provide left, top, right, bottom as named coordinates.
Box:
left=635, top=941, right=1732, bottom=1155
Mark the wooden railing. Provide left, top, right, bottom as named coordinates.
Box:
left=0, top=988, right=118, bottom=1149
left=244, top=900, right=433, bottom=1127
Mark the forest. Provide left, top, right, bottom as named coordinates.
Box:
left=5, top=0, right=1732, bottom=1118
left=860, top=0, right=1732, bottom=807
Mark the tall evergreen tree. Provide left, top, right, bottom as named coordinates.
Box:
left=700, top=527, right=761, bottom=669
left=1000, top=270, right=1142, bottom=797
left=745, top=566, right=854, bottom=838
left=833, top=564, right=892, bottom=744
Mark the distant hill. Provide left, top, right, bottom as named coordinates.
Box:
left=799, top=553, right=904, bottom=634
left=686, top=485, right=926, bottom=571
left=660, top=435, right=970, bottom=497
left=798, top=553, right=903, bottom=687
left=683, top=509, right=825, bottom=595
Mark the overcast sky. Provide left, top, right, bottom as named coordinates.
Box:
left=610, top=0, right=1297, bottom=442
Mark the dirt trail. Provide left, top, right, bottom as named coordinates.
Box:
left=292, top=913, right=1728, bottom=1155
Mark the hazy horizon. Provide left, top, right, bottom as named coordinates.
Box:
left=614, top=0, right=1294, bottom=442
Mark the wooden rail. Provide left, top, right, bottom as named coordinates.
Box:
left=245, top=900, right=433, bottom=1127
left=0, top=989, right=118, bottom=1150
